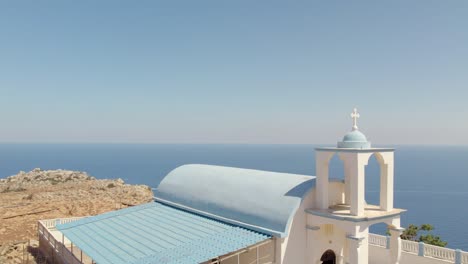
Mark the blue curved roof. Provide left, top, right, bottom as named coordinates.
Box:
left=154, top=164, right=316, bottom=237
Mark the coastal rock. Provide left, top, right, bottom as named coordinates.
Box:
left=0, top=169, right=95, bottom=192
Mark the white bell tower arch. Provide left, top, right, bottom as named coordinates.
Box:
left=307, top=109, right=406, bottom=264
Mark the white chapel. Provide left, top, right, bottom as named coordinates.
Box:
left=38, top=109, right=464, bottom=264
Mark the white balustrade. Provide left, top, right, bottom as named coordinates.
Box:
left=424, top=244, right=456, bottom=261
left=461, top=251, right=468, bottom=264
left=40, top=219, right=56, bottom=228
left=59, top=217, right=84, bottom=224
left=39, top=217, right=85, bottom=230
left=369, top=233, right=388, bottom=248
left=401, top=239, right=419, bottom=255
left=368, top=233, right=468, bottom=263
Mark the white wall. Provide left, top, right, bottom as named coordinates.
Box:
left=308, top=181, right=349, bottom=264
left=281, top=204, right=307, bottom=264
left=368, top=245, right=388, bottom=263
left=369, top=245, right=453, bottom=264
left=401, top=253, right=453, bottom=264
left=277, top=181, right=349, bottom=264
left=279, top=182, right=318, bottom=264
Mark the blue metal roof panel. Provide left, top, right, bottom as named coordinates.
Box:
left=154, top=164, right=317, bottom=237
left=57, top=202, right=270, bottom=264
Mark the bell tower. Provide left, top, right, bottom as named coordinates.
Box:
left=307, top=109, right=405, bottom=264
left=316, top=108, right=394, bottom=215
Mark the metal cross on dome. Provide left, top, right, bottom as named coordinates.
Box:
left=351, top=108, right=360, bottom=130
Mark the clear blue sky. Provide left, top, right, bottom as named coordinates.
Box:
left=0, top=1, right=467, bottom=144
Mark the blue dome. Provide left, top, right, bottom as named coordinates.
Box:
left=337, top=130, right=371, bottom=149
left=342, top=130, right=368, bottom=142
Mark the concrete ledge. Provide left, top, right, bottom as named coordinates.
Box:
left=306, top=204, right=406, bottom=223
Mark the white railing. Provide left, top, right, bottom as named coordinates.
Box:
left=369, top=233, right=468, bottom=264
left=40, top=219, right=57, bottom=229
left=401, top=239, right=419, bottom=255
left=59, top=217, right=85, bottom=225
left=39, top=217, right=85, bottom=229
left=425, top=243, right=456, bottom=261
left=38, top=221, right=82, bottom=264
left=461, top=251, right=468, bottom=264
left=38, top=217, right=92, bottom=264
left=368, top=233, right=387, bottom=248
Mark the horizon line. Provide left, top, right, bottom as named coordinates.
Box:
left=0, top=142, right=466, bottom=147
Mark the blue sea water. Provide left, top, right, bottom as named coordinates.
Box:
left=0, top=144, right=467, bottom=250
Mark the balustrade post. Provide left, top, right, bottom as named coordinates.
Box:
left=389, top=227, right=404, bottom=264
left=346, top=231, right=367, bottom=264
left=386, top=236, right=391, bottom=250
left=418, top=242, right=425, bottom=257
left=455, top=249, right=462, bottom=264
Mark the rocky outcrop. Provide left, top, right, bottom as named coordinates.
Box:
left=0, top=168, right=95, bottom=193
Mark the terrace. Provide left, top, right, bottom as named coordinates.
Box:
left=38, top=217, right=93, bottom=264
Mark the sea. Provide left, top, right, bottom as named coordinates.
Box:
left=0, top=144, right=467, bottom=250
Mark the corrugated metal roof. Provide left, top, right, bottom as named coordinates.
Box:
left=56, top=202, right=271, bottom=264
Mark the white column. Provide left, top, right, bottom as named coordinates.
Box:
left=341, top=153, right=370, bottom=216
left=316, top=151, right=334, bottom=209
left=379, top=152, right=394, bottom=211
left=388, top=227, right=404, bottom=264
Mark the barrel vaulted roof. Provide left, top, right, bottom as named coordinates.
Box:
left=154, top=164, right=317, bottom=237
